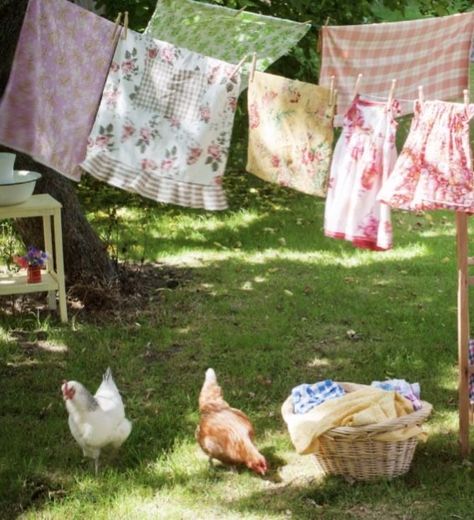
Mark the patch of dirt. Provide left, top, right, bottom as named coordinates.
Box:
left=0, top=261, right=191, bottom=324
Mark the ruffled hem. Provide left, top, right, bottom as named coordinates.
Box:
left=80, top=153, right=228, bottom=211
left=325, top=230, right=392, bottom=251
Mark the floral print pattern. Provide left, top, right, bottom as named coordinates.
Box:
left=324, top=95, right=400, bottom=251
left=81, top=30, right=240, bottom=211
left=145, top=0, right=310, bottom=90
left=246, top=71, right=335, bottom=197
left=378, top=100, right=474, bottom=211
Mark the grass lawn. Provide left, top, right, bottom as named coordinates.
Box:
left=1, top=70, right=474, bottom=520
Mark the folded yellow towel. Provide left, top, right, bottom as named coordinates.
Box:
left=282, top=386, right=426, bottom=454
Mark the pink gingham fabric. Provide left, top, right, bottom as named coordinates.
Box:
left=320, top=12, right=474, bottom=124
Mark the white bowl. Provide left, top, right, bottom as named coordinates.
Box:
left=0, top=171, right=42, bottom=206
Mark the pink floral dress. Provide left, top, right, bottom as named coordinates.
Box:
left=377, top=100, right=474, bottom=211
left=324, top=95, right=399, bottom=251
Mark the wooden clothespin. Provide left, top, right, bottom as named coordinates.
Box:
left=464, top=89, right=470, bottom=106
left=122, top=11, right=129, bottom=40
left=317, top=17, right=330, bottom=53
left=331, top=89, right=338, bottom=117
left=353, top=73, right=363, bottom=97
left=230, top=54, right=248, bottom=79
left=233, top=5, right=246, bottom=16
left=112, top=12, right=122, bottom=40
left=329, top=75, right=335, bottom=106
left=418, top=85, right=424, bottom=104
left=387, top=79, right=397, bottom=105
left=250, top=52, right=257, bottom=83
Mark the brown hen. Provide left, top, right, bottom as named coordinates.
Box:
left=196, top=368, right=267, bottom=475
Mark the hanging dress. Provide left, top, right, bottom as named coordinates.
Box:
left=324, top=95, right=399, bottom=251
left=377, top=100, right=474, bottom=211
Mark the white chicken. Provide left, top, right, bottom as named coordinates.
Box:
left=61, top=367, right=132, bottom=475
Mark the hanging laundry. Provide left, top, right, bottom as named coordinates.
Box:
left=145, top=0, right=310, bottom=89
left=378, top=100, right=474, bottom=212
left=0, top=0, right=117, bottom=181
left=246, top=71, right=334, bottom=197
left=319, top=12, right=474, bottom=123
left=324, top=95, right=400, bottom=251
left=81, top=31, right=240, bottom=211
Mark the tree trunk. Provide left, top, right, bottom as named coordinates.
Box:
left=0, top=0, right=116, bottom=286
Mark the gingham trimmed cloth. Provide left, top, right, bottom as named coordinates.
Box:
left=319, top=12, right=474, bottom=124
left=81, top=30, right=241, bottom=210
left=291, top=380, right=345, bottom=414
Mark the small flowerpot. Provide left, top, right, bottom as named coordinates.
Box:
left=27, top=265, right=42, bottom=283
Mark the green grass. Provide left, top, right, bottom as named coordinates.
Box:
left=1, top=66, right=474, bottom=520
left=2, top=170, right=474, bottom=520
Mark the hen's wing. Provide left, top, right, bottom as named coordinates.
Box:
left=197, top=408, right=255, bottom=465
left=111, top=417, right=132, bottom=448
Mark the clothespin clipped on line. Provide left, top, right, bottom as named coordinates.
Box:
left=233, top=5, right=246, bottom=16
left=387, top=79, right=397, bottom=105
left=418, top=85, right=424, bottom=104
left=112, top=12, right=122, bottom=40
left=464, top=89, right=470, bottom=106
left=250, top=52, right=257, bottom=83
left=353, top=73, right=363, bottom=97
left=317, top=17, right=330, bottom=53
left=230, top=54, right=249, bottom=79
left=112, top=11, right=129, bottom=41
left=329, top=75, right=335, bottom=106
left=123, top=11, right=129, bottom=40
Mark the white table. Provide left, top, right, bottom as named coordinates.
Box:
left=0, top=194, right=67, bottom=322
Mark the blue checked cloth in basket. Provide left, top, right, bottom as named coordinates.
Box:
left=469, top=339, right=474, bottom=403
left=291, top=379, right=345, bottom=414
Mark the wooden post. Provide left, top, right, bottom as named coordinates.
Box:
left=456, top=212, right=470, bottom=457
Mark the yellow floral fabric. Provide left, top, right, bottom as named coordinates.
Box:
left=246, top=71, right=335, bottom=197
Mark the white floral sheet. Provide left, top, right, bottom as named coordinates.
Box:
left=81, top=30, right=241, bottom=210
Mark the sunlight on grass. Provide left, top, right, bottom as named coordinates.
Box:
left=159, top=243, right=428, bottom=268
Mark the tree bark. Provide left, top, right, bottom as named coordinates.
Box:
left=0, top=0, right=116, bottom=286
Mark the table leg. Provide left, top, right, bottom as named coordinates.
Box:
left=53, top=208, right=68, bottom=323
left=42, top=214, right=56, bottom=310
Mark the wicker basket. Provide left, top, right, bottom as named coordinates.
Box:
left=283, top=382, right=433, bottom=481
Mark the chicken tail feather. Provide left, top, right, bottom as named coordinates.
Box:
left=199, top=368, right=227, bottom=412
left=103, top=367, right=113, bottom=382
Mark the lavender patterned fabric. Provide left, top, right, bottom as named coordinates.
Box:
left=0, top=0, right=117, bottom=181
